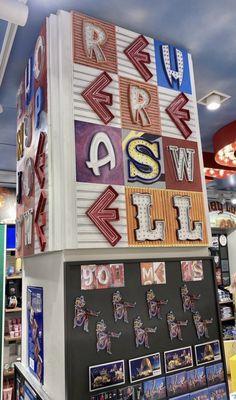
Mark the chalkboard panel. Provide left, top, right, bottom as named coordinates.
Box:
left=64, top=257, right=228, bottom=399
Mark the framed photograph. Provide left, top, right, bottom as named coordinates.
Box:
left=222, top=273, right=230, bottom=286
left=205, top=362, right=224, bottom=386
left=186, top=366, right=206, bottom=392
left=27, top=286, right=44, bottom=384
left=172, top=395, right=190, bottom=400
left=142, top=376, right=166, bottom=400
left=129, top=352, right=161, bottom=383
left=208, top=383, right=227, bottom=400
left=140, top=262, right=166, bottom=285
left=221, top=260, right=229, bottom=272
left=117, top=386, right=134, bottom=399
left=211, top=236, right=219, bottom=249
left=164, top=346, right=193, bottom=373
left=89, top=360, right=125, bottom=392
left=195, top=340, right=221, bottom=366
left=189, top=388, right=209, bottom=400
left=90, top=389, right=118, bottom=400
left=181, top=260, right=203, bottom=282
left=166, top=371, right=188, bottom=397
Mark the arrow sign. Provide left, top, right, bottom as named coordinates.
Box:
left=82, top=71, right=114, bottom=125
left=86, top=185, right=121, bottom=246
left=166, top=92, right=192, bottom=139
left=35, top=190, right=47, bottom=252
left=124, top=35, right=153, bottom=82
left=35, top=131, right=46, bottom=189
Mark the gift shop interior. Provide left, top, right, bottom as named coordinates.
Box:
left=1, top=1, right=236, bottom=399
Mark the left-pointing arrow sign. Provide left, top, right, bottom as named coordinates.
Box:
left=86, top=185, right=121, bottom=246
left=82, top=71, right=114, bottom=125
left=124, top=35, right=153, bottom=82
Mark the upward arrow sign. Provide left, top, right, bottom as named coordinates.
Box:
left=124, top=35, right=153, bottom=82
left=82, top=71, right=114, bottom=125
left=86, top=185, right=121, bottom=247
left=166, top=92, right=192, bottom=139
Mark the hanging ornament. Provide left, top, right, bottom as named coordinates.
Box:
left=180, top=284, right=200, bottom=313
left=73, top=296, right=100, bottom=332
left=193, top=311, right=213, bottom=339
left=112, top=290, right=136, bottom=323
left=96, top=319, right=121, bottom=354
left=133, top=316, right=157, bottom=348
left=146, top=289, right=168, bottom=320
left=167, top=311, right=188, bottom=341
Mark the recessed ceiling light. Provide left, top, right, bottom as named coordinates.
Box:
left=0, top=105, right=3, bottom=114
left=198, top=90, right=231, bottom=111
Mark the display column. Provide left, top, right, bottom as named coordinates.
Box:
left=15, top=8, right=230, bottom=400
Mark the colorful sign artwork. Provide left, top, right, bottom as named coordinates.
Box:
left=73, top=12, right=208, bottom=249
left=16, top=22, right=48, bottom=257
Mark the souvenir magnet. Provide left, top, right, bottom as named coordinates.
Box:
left=96, top=319, right=121, bottom=354
left=73, top=295, right=100, bottom=332
left=193, top=311, right=213, bottom=339
left=112, top=290, right=136, bottom=323
left=134, top=316, right=157, bottom=348
left=181, top=284, right=200, bottom=312
left=167, top=310, right=188, bottom=341
left=146, top=289, right=168, bottom=319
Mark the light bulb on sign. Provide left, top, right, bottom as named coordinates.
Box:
left=206, top=94, right=221, bottom=111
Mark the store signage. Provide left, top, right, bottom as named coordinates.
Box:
left=124, top=35, right=153, bottom=82
left=16, top=23, right=48, bottom=257
left=73, top=12, right=208, bottom=248
left=209, top=200, right=236, bottom=215
left=166, top=93, right=192, bottom=139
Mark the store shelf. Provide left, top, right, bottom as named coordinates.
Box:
left=219, top=300, right=233, bottom=305
left=5, top=307, right=22, bottom=313
left=4, top=335, right=21, bottom=343
left=221, top=317, right=235, bottom=322
left=6, top=274, right=22, bottom=280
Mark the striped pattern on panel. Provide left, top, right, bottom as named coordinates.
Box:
left=73, top=64, right=121, bottom=128
left=72, top=12, right=117, bottom=73
left=159, top=86, right=198, bottom=140
left=76, top=182, right=128, bottom=248
left=119, top=77, right=161, bottom=134
left=116, top=26, right=157, bottom=84
left=125, top=187, right=208, bottom=247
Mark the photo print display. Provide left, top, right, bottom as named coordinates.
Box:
left=186, top=367, right=207, bottom=392
left=129, top=352, right=161, bottom=383
left=166, top=371, right=188, bottom=398
left=89, top=360, right=125, bottom=392
left=205, top=362, right=224, bottom=386
left=195, top=340, right=222, bottom=366
left=208, top=383, right=227, bottom=400
left=142, top=376, right=167, bottom=400
left=189, top=388, right=209, bottom=400
left=164, top=346, right=193, bottom=373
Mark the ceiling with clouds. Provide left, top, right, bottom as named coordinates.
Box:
left=0, top=0, right=236, bottom=172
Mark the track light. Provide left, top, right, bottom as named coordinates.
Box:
left=0, top=0, right=29, bottom=27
